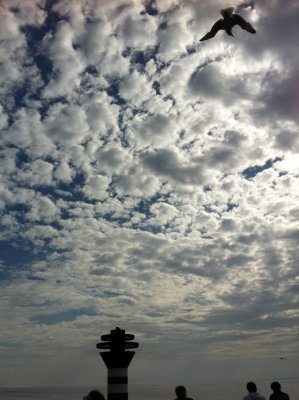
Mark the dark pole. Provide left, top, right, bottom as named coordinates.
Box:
left=97, top=327, right=139, bottom=400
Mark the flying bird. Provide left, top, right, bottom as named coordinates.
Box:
left=200, top=7, right=256, bottom=41
left=280, top=357, right=287, bottom=360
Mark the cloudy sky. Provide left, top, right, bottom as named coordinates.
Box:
left=0, top=0, right=299, bottom=388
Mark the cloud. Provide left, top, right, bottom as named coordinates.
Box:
left=41, top=21, right=86, bottom=98
left=83, top=175, right=110, bottom=200
left=141, top=147, right=207, bottom=185
left=0, top=0, right=298, bottom=387
left=127, top=112, right=178, bottom=149
left=25, top=196, right=60, bottom=221
left=275, top=128, right=299, bottom=151
left=254, top=70, right=299, bottom=123
left=189, top=64, right=224, bottom=98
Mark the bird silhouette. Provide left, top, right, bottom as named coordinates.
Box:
left=200, top=7, right=256, bottom=41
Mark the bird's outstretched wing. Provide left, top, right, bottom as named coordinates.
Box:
left=232, top=14, right=256, bottom=33
left=200, top=19, right=225, bottom=41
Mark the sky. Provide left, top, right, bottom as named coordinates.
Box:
left=0, top=0, right=299, bottom=388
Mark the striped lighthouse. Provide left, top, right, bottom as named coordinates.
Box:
left=97, top=327, right=139, bottom=400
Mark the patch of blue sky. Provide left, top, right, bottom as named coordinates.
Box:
left=134, top=198, right=154, bottom=216
left=39, top=96, right=69, bottom=120
left=152, top=80, right=161, bottom=95
left=279, top=171, right=288, bottom=177
left=142, top=0, right=159, bottom=16
left=226, top=202, right=238, bottom=212
left=183, top=222, right=193, bottom=236
left=96, top=195, right=168, bottom=232
left=162, top=94, right=175, bottom=106
left=2, top=83, right=32, bottom=124
left=236, top=0, right=255, bottom=13
left=79, top=67, right=101, bottom=92
left=186, top=45, right=198, bottom=55
left=103, top=291, right=122, bottom=298
left=0, top=225, right=70, bottom=283
left=203, top=204, right=219, bottom=215
left=10, top=170, right=87, bottom=205
left=103, top=214, right=164, bottom=235
left=158, top=21, right=168, bottom=31
left=198, top=228, right=213, bottom=240
left=4, top=202, right=30, bottom=216
left=26, top=275, right=47, bottom=281
left=179, top=134, right=199, bottom=152
left=18, top=3, right=63, bottom=85
left=0, top=341, right=23, bottom=349
left=146, top=311, right=164, bottom=318
left=123, top=45, right=159, bottom=70
left=242, top=157, right=282, bottom=180
left=102, top=214, right=131, bottom=225
left=106, top=80, right=126, bottom=106
left=155, top=59, right=172, bottom=73
left=132, top=224, right=164, bottom=235
left=7, top=6, right=62, bottom=118
left=116, top=125, right=130, bottom=149
left=56, top=171, right=86, bottom=198
left=106, top=177, right=118, bottom=198
left=133, top=192, right=171, bottom=215
left=15, top=148, right=31, bottom=169
left=0, top=242, right=34, bottom=281
left=185, top=293, right=211, bottom=305
left=0, top=342, right=25, bottom=358
left=102, top=190, right=171, bottom=221
left=31, top=308, right=98, bottom=325
left=12, top=83, right=29, bottom=110
left=82, top=65, right=99, bottom=77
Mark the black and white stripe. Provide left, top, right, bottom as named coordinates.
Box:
left=107, top=368, right=129, bottom=400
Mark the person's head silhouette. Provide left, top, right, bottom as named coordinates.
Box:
left=271, top=382, right=281, bottom=394
left=247, top=382, right=257, bottom=393
left=83, top=390, right=105, bottom=400
left=175, top=386, right=187, bottom=400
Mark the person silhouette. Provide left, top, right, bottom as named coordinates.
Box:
left=242, top=382, right=266, bottom=400
left=83, top=390, right=105, bottom=400
left=269, top=382, right=290, bottom=400
left=174, top=385, right=194, bottom=400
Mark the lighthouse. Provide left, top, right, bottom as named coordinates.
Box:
left=97, top=327, right=139, bottom=400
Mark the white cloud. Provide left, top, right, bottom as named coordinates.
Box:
left=42, top=21, right=86, bottom=99
left=0, top=105, right=8, bottom=130
left=2, top=0, right=47, bottom=27
left=83, top=175, right=110, bottom=200
left=25, top=195, right=60, bottom=221
left=275, top=128, right=299, bottom=151
left=0, top=0, right=299, bottom=387
left=117, top=13, right=157, bottom=49
left=95, top=143, right=132, bottom=173
left=53, top=161, right=74, bottom=183
left=141, top=147, right=207, bottom=185
left=84, top=92, right=120, bottom=134
left=119, top=71, right=155, bottom=106
left=127, top=112, right=178, bottom=149
left=14, top=159, right=54, bottom=187
left=44, top=103, right=90, bottom=144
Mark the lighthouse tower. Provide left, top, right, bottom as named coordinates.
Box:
left=97, top=327, right=139, bottom=400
